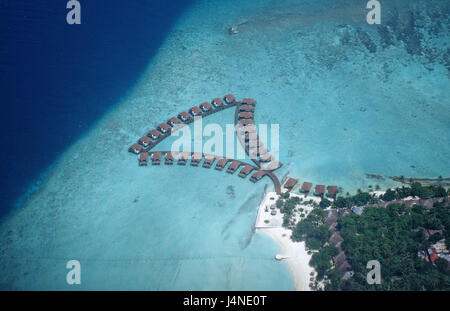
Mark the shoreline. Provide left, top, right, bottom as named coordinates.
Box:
left=255, top=191, right=319, bottom=291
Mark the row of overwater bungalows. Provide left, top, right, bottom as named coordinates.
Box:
left=282, top=178, right=338, bottom=198
left=129, top=94, right=238, bottom=155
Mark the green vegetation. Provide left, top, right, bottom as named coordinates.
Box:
left=333, top=191, right=379, bottom=209
left=276, top=196, right=301, bottom=227
left=381, top=182, right=447, bottom=201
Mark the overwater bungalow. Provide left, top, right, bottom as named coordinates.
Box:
left=178, top=152, right=190, bottom=165
left=248, top=140, right=263, bottom=149
left=238, top=165, right=255, bottom=178
left=242, top=98, right=256, bottom=106
left=265, top=161, right=282, bottom=171
left=157, top=123, right=171, bottom=134
left=138, top=136, right=152, bottom=147
left=240, top=119, right=255, bottom=126
left=147, top=129, right=161, bottom=140
left=215, top=158, right=229, bottom=171
left=259, top=153, right=272, bottom=162
left=212, top=97, right=225, bottom=108
left=128, top=143, right=144, bottom=154
left=239, top=111, right=254, bottom=119
left=189, top=106, right=202, bottom=117
left=224, top=94, right=236, bottom=104
left=227, top=160, right=242, bottom=174
left=244, top=132, right=258, bottom=142
left=250, top=170, right=266, bottom=183
left=199, top=102, right=213, bottom=112
left=203, top=155, right=216, bottom=168
left=327, top=185, right=338, bottom=199
left=315, top=185, right=325, bottom=197
left=300, top=182, right=312, bottom=194
left=138, top=152, right=149, bottom=166
left=165, top=151, right=176, bottom=165
left=167, top=116, right=182, bottom=127
left=191, top=152, right=203, bottom=166
left=151, top=152, right=162, bottom=165
left=284, top=178, right=298, bottom=191
left=240, top=124, right=257, bottom=134
left=239, top=104, right=255, bottom=112
left=256, top=147, right=268, bottom=156
left=178, top=111, right=192, bottom=122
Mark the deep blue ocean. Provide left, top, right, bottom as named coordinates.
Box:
left=0, top=0, right=193, bottom=218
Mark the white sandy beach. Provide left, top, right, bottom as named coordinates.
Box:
left=255, top=191, right=321, bottom=291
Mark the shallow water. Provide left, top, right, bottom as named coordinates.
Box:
left=0, top=0, right=448, bottom=290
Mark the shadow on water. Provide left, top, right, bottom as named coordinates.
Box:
left=0, top=0, right=194, bottom=219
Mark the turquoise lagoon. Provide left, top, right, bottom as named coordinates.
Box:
left=0, top=0, right=449, bottom=289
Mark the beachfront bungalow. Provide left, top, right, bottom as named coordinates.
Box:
left=191, top=152, right=203, bottom=166
left=227, top=160, right=242, bottom=174
left=239, top=104, right=255, bottom=112
left=128, top=143, right=144, bottom=154
left=167, top=117, right=182, bottom=127
left=165, top=151, right=176, bottom=165
left=240, top=119, right=255, bottom=126
left=178, top=152, right=190, bottom=165
left=151, top=152, right=162, bottom=165
left=189, top=106, right=202, bottom=117
left=157, top=123, right=171, bottom=134
left=250, top=171, right=266, bottom=183
left=138, top=152, right=149, bottom=166
left=259, top=153, right=272, bottom=162
left=327, top=185, right=338, bottom=199
left=199, top=102, right=213, bottom=112
left=138, top=136, right=152, bottom=147
left=203, top=155, right=216, bottom=168
left=300, top=182, right=313, bottom=196
left=284, top=178, right=298, bottom=191
left=178, top=111, right=192, bottom=122
left=330, top=231, right=344, bottom=248
left=147, top=129, right=161, bottom=140
left=238, top=165, right=255, bottom=178
left=314, top=185, right=326, bottom=197
left=215, top=158, right=229, bottom=171
left=428, top=247, right=439, bottom=264
left=239, top=111, right=254, bottom=119
left=242, top=98, right=256, bottom=106
left=224, top=94, right=236, bottom=104
left=212, top=97, right=225, bottom=108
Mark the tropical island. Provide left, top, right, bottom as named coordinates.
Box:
left=260, top=180, right=450, bottom=290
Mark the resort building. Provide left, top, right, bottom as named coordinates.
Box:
left=239, top=112, right=254, bottom=119
left=284, top=178, right=298, bottom=191
left=128, top=143, right=144, bottom=154
left=240, top=119, right=255, bottom=126
left=189, top=106, right=202, bottom=117
left=250, top=171, right=266, bottom=182
left=178, top=111, right=192, bottom=122
left=238, top=165, right=255, bottom=178
left=199, top=102, right=213, bottom=112
left=138, top=152, right=149, bottom=166
left=314, top=185, right=326, bottom=197
left=224, top=94, right=236, bottom=104
left=151, top=152, right=162, bottom=165
left=227, top=160, right=242, bottom=174
left=242, top=98, right=256, bottom=106
left=165, top=152, right=176, bottom=165
left=138, top=136, right=152, bottom=147
left=259, top=153, right=272, bottom=162
left=157, top=123, right=171, bottom=134
left=300, top=182, right=312, bottom=195
left=212, top=97, right=225, bottom=108
left=327, top=186, right=338, bottom=199
left=215, top=158, right=229, bottom=171
left=203, top=155, right=216, bottom=168
left=147, top=129, right=161, bottom=140
left=178, top=152, right=190, bottom=165
left=191, top=153, right=203, bottom=166
left=167, top=117, right=182, bottom=127
left=239, top=104, right=255, bottom=112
